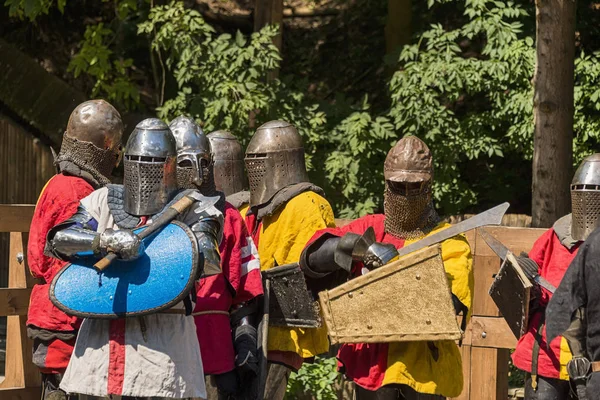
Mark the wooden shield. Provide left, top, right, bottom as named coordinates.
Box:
left=488, top=252, right=532, bottom=339
left=319, top=245, right=462, bottom=344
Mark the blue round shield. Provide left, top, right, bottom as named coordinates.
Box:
left=50, top=221, right=199, bottom=318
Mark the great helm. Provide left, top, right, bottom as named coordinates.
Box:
left=123, top=118, right=177, bottom=216
left=169, top=116, right=211, bottom=190
left=244, top=120, right=309, bottom=207
left=58, top=99, right=124, bottom=182
left=208, top=130, right=248, bottom=196
left=571, top=153, right=600, bottom=241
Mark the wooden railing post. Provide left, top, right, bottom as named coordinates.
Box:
left=0, top=205, right=41, bottom=400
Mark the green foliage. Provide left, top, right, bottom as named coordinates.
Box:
left=4, top=0, right=66, bottom=20
left=285, top=356, right=341, bottom=400
left=68, top=23, right=140, bottom=111
left=139, top=0, right=326, bottom=167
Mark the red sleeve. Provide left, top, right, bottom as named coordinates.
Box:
left=528, top=228, right=554, bottom=274
left=221, top=203, right=263, bottom=305
left=27, top=175, right=94, bottom=283
left=527, top=228, right=554, bottom=305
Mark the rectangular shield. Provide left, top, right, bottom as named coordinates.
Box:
left=488, top=251, right=532, bottom=339
left=261, top=263, right=322, bottom=328
left=318, top=245, right=462, bottom=345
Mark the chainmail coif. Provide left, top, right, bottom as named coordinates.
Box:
left=383, top=182, right=440, bottom=240
left=55, top=134, right=117, bottom=186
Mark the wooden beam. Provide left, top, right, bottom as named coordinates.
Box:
left=0, top=233, right=40, bottom=389
left=0, top=205, right=34, bottom=232
left=469, top=316, right=516, bottom=349
left=470, top=347, right=510, bottom=400
left=0, top=387, right=42, bottom=400
left=475, top=226, right=545, bottom=258
left=0, top=288, right=31, bottom=316
left=472, top=255, right=501, bottom=317
left=450, top=344, right=471, bottom=400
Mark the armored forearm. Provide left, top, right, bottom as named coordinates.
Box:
left=301, top=229, right=398, bottom=278
left=191, top=216, right=222, bottom=277
left=45, top=206, right=100, bottom=260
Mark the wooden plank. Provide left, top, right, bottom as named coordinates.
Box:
left=470, top=346, right=509, bottom=400
left=0, top=233, right=40, bottom=389
left=475, top=226, right=546, bottom=257
left=0, top=386, right=42, bottom=400
left=0, top=288, right=31, bottom=316
left=472, top=255, right=501, bottom=317
left=0, top=205, right=34, bottom=233
left=469, top=316, right=517, bottom=349
left=450, top=344, right=471, bottom=400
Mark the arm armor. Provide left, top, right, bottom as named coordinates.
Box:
left=190, top=212, right=222, bottom=278
left=300, top=229, right=398, bottom=279
left=45, top=206, right=100, bottom=260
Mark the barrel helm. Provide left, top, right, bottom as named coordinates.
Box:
left=244, top=120, right=309, bottom=207
left=207, top=130, right=248, bottom=196
left=123, top=118, right=177, bottom=216
left=571, top=153, right=600, bottom=241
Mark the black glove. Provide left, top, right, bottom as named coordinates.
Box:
left=516, top=253, right=539, bottom=282
left=234, top=324, right=259, bottom=379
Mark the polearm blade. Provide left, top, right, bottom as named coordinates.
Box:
left=479, top=228, right=556, bottom=293
left=396, top=202, right=510, bottom=258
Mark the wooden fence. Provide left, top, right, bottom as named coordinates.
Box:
left=0, top=206, right=545, bottom=400
left=0, top=205, right=41, bottom=399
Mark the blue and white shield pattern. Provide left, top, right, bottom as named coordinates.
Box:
left=50, top=221, right=199, bottom=318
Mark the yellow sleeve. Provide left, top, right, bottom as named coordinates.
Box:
left=268, top=191, right=335, bottom=267
left=440, top=232, right=474, bottom=319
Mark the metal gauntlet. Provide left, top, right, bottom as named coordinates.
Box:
left=95, top=229, right=145, bottom=260
left=230, top=302, right=259, bottom=377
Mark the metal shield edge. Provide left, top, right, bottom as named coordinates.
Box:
left=488, top=251, right=532, bottom=339
left=49, top=220, right=200, bottom=319
left=261, top=263, right=321, bottom=328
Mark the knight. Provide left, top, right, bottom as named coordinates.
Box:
left=243, top=120, right=336, bottom=399
left=26, top=100, right=123, bottom=400
left=539, top=154, right=600, bottom=400
left=44, top=118, right=223, bottom=399
left=170, top=116, right=263, bottom=400
left=300, top=136, right=473, bottom=400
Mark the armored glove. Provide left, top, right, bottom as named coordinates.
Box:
left=94, top=229, right=145, bottom=260
left=234, top=324, right=259, bottom=378
left=515, top=253, right=542, bottom=306
left=350, top=227, right=399, bottom=270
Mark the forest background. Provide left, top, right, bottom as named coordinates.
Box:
left=1, top=0, right=598, bottom=397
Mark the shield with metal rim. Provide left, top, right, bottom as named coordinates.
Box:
left=319, top=245, right=461, bottom=344
left=50, top=220, right=199, bottom=318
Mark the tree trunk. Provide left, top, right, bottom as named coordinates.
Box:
left=254, top=0, right=283, bottom=80
left=531, top=0, right=577, bottom=228
left=385, top=0, right=411, bottom=55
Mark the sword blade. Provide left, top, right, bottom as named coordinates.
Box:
left=480, top=228, right=556, bottom=293
left=396, top=202, right=510, bottom=258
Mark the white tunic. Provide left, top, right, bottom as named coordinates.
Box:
left=60, top=187, right=207, bottom=398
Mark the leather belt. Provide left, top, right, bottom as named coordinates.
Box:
left=159, top=309, right=187, bottom=315
left=157, top=309, right=230, bottom=316
left=592, top=361, right=600, bottom=372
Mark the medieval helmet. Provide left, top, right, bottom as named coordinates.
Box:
left=245, top=120, right=309, bottom=206
left=123, top=118, right=178, bottom=216
left=208, top=130, right=248, bottom=196
left=383, top=136, right=439, bottom=239
left=571, top=153, right=600, bottom=241
left=57, top=99, right=123, bottom=184
left=169, top=116, right=212, bottom=190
